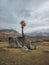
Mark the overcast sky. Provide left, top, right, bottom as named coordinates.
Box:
left=0, top=0, right=49, bottom=33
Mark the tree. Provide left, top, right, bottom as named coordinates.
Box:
left=20, top=20, right=26, bottom=46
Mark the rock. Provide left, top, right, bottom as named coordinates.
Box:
left=15, top=40, right=22, bottom=48
left=22, top=46, right=29, bottom=51
left=1, top=48, right=8, bottom=51
left=25, top=41, right=36, bottom=50
left=30, top=44, right=36, bottom=50
left=17, top=43, right=22, bottom=48
left=43, top=49, right=49, bottom=53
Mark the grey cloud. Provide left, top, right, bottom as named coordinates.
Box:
left=0, top=0, right=49, bottom=33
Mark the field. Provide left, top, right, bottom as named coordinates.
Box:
left=0, top=42, right=49, bottom=65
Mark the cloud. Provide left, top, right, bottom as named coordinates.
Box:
left=0, top=0, right=49, bottom=33
left=25, top=26, right=49, bottom=33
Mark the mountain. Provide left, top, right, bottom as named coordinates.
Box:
left=26, top=29, right=49, bottom=37
left=26, top=32, right=49, bottom=37
left=0, top=29, right=21, bottom=37
left=0, top=29, right=22, bottom=41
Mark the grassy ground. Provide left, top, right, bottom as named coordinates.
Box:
left=0, top=42, right=49, bottom=65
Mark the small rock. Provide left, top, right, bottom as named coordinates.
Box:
left=2, top=48, right=8, bottom=51
left=43, top=49, right=49, bottom=53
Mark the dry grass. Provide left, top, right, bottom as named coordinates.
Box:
left=0, top=42, right=49, bottom=65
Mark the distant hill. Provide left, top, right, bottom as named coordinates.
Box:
left=26, top=32, right=49, bottom=37
left=0, top=29, right=22, bottom=41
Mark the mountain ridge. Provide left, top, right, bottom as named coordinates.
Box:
left=26, top=32, right=49, bottom=37
left=0, top=29, right=22, bottom=41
